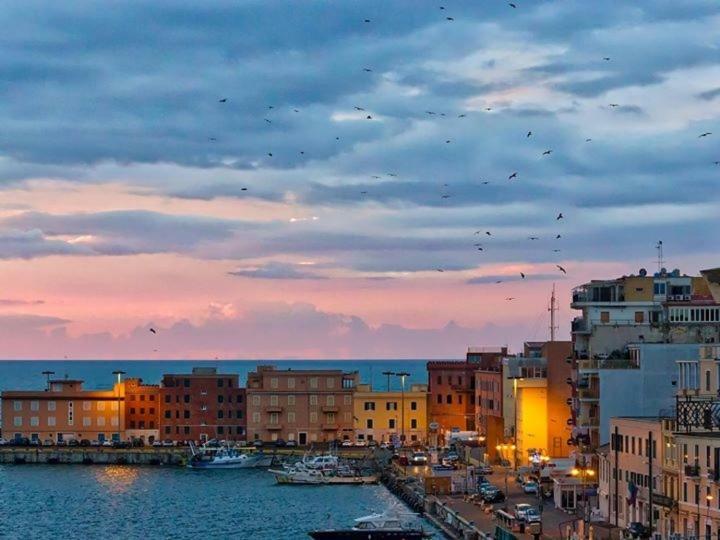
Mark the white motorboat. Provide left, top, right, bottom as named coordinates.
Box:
left=270, top=463, right=327, bottom=484
left=188, top=442, right=273, bottom=469
left=308, top=509, right=431, bottom=539
left=298, top=453, right=339, bottom=471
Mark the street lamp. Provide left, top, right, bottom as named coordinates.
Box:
left=112, top=370, right=126, bottom=443
left=571, top=464, right=596, bottom=537
left=508, top=376, right=523, bottom=471
left=382, top=371, right=395, bottom=392
left=396, top=372, right=410, bottom=446
left=705, top=494, right=713, bottom=540
left=42, top=371, right=55, bottom=391
left=496, top=443, right=515, bottom=494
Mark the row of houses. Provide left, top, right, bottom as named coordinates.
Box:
left=0, top=366, right=427, bottom=446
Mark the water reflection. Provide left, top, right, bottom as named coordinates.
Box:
left=93, top=465, right=139, bottom=494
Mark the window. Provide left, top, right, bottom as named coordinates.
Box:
left=600, top=311, right=610, bottom=323
left=97, top=401, right=105, bottom=411
left=446, top=395, right=452, bottom=404
left=386, top=402, right=397, bottom=411
left=164, top=410, right=171, bottom=419
left=436, top=375, right=441, bottom=385
left=48, top=416, right=56, bottom=427
left=310, top=395, right=318, bottom=406
left=364, top=402, right=376, bottom=411
left=437, top=394, right=442, bottom=404
left=218, top=395, right=225, bottom=404
left=270, top=378, right=278, bottom=389
left=288, top=412, right=296, bottom=423
left=269, top=413, right=279, bottom=425
left=130, top=407, right=136, bottom=415
left=252, top=412, right=261, bottom=423
left=287, top=377, right=295, bottom=389
left=97, top=417, right=106, bottom=426
left=184, top=410, right=190, bottom=419
left=309, top=377, right=318, bottom=389
left=164, top=394, right=171, bottom=403
left=288, top=395, right=295, bottom=406
left=13, top=401, right=22, bottom=412
left=30, top=400, right=39, bottom=412
left=411, top=419, right=418, bottom=429
left=183, top=395, right=190, bottom=404
left=326, top=378, right=335, bottom=389
left=111, top=401, right=118, bottom=411
left=326, top=395, right=335, bottom=406
left=217, top=410, right=224, bottom=419
left=30, top=416, right=39, bottom=427
left=14, top=417, right=22, bottom=427
left=389, top=419, right=396, bottom=429
left=635, top=311, right=644, bottom=323
left=344, top=395, right=351, bottom=405
left=270, top=395, right=278, bottom=406
left=367, top=419, right=373, bottom=429
left=458, top=395, right=463, bottom=405
left=310, top=412, right=318, bottom=423
left=252, top=395, right=261, bottom=406
left=411, top=401, right=418, bottom=411
left=47, top=401, right=56, bottom=411
left=183, top=379, right=190, bottom=388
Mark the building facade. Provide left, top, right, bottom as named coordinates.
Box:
left=353, top=383, right=428, bottom=445
left=124, top=378, right=160, bottom=443
left=159, top=367, right=246, bottom=443
left=246, top=366, right=358, bottom=444
left=1, top=378, right=124, bottom=443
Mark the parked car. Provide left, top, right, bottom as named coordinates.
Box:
left=161, top=439, right=174, bottom=447
left=90, top=440, right=100, bottom=447
left=68, top=439, right=80, bottom=447
left=252, top=440, right=264, bottom=448
left=56, top=440, right=67, bottom=447
left=367, top=440, right=378, bottom=448
left=525, top=508, right=541, bottom=524
left=79, top=439, right=91, bottom=447
left=274, top=438, right=286, bottom=447
left=0, top=438, right=8, bottom=446
left=341, top=439, right=353, bottom=447
left=29, top=438, right=41, bottom=446
left=354, top=440, right=368, bottom=447
left=514, top=503, right=534, bottom=522
left=478, top=464, right=493, bottom=475
left=285, top=440, right=298, bottom=447
left=523, top=481, right=539, bottom=494
left=43, top=439, right=54, bottom=447
left=410, top=452, right=428, bottom=466
left=481, top=487, right=505, bottom=503
left=626, top=522, right=651, bottom=539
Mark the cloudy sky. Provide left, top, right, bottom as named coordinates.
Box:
left=1, top=1, right=719, bottom=359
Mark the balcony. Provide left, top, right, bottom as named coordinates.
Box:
left=684, top=464, right=700, bottom=478
left=321, top=424, right=339, bottom=431
left=264, top=406, right=283, bottom=413
left=265, top=424, right=282, bottom=431
left=651, top=493, right=676, bottom=509
left=578, top=358, right=599, bottom=372
left=321, top=406, right=339, bottom=413
left=708, top=469, right=720, bottom=483
left=578, top=387, right=599, bottom=401
left=572, top=318, right=590, bottom=334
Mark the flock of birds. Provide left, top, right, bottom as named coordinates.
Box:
left=140, top=1, right=715, bottom=341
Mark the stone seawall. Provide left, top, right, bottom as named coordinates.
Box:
left=0, top=447, right=187, bottom=465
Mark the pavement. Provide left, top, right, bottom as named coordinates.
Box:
left=437, top=466, right=579, bottom=539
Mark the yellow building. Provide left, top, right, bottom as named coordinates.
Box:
left=353, top=384, right=428, bottom=445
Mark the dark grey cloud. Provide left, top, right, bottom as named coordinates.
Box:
left=698, top=87, right=720, bottom=100
left=228, top=262, right=326, bottom=280
left=467, top=273, right=564, bottom=285
left=0, top=229, right=91, bottom=259
left=0, top=298, right=45, bottom=306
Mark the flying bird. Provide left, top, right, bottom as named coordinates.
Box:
left=441, top=194, right=450, bottom=199
left=527, top=131, right=532, bottom=138
left=360, top=191, right=368, bottom=195
left=485, top=231, right=492, bottom=236
left=603, top=57, right=611, bottom=61
left=608, top=103, right=619, bottom=108
left=481, top=181, right=489, bottom=185
left=553, top=249, right=562, bottom=253
left=484, top=107, right=493, bottom=111
left=293, top=109, right=299, bottom=113
left=208, top=137, right=217, bottom=141
left=366, top=115, right=372, bottom=120
left=267, top=105, right=274, bottom=110
left=556, top=213, right=564, bottom=220
left=528, top=236, right=539, bottom=240
left=542, top=150, right=553, bottom=155
left=495, top=280, right=503, bottom=284
left=149, top=328, right=157, bottom=334
left=267, top=152, right=273, bottom=157
left=714, top=161, right=720, bottom=166
left=585, top=138, right=593, bottom=142
left=477, top=247, right=484, bottom=251
left=363, top=68, right=373, bottom=72
left=446, top=16, right=454, bottom=21
left=509, top=2, right=517, bottom=7
left=264, top=118, right=272, bottom=124
left=556, top=234, right=562, bottom=239
left=699, top=132, right=712, bottom=138
left=354, top=106, right=365, bottom=111
left=387, top=173, right=398, bottom=177
left=520, top=272, right=526, bottom=279
left=445, top=140, right=451, bottom=144
left=299, top=151, right=305, bottom=155
left=508, top=172, right=518, bottom=180
left=458, top=114, right=466, bottom=118
left=506, top=297, right=516, bottom=301
left=372, top=175, right=382, bottom=179
left=218, top=98, right=228, bottom=103
left=436, top=268, right=445, bottom=272
left=556, top=265, right=567, bottom=274
left=364, top=19, right=371, bottom=23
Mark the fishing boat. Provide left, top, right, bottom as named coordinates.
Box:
left=308, top=510, right=431, bottom=539
left=270, top=463, right=327, bottom=484
left=187, top=442, right=273, bottom=469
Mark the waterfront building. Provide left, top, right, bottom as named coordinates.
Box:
left=245, top=366, right=358, bottom=445
left=159, top=367, right=246, bottom=443
left=0, top=378, right=124, bottom=443
left=597, top=416, right=672, bottom=537
left=570, top=266, right=720, bottom=450
left=352, top=383, right=428, bottom=445
left=428, top=347, right=507, bottom=444
left=124, top=378, right=160, bottom=444
left=503, top=340, right=573, bottom=462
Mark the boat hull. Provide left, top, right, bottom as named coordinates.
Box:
left=309, top=531, right=427, bottom=539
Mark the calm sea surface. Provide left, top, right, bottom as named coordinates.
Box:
left=0, top=360, right=443, bottom=539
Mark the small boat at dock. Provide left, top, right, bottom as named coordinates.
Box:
left=308, top=510, right=431, bottom=539
left=187, top=442, right=273, bottom=469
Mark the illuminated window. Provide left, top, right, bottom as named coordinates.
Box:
left=97, top=401, right=105, bottom=411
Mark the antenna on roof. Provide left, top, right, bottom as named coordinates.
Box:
left=548, top=284, right=558, bottom=342
left=656, top=241, right=665, bottom=273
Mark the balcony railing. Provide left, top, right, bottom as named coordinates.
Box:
left=578, top=387, right=599, bottom=400
left=264, top=406, right=283, bottom=413
left=572, top=318, right=589, bottom=333
left=265, top=424, right=282, bottom=431
left=684, top=464, right=700, bottom=478
left=321, top=423, right=339, bottom=431
left=321, top=406, right=339, bottom=413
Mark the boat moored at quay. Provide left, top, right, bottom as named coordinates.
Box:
left=187, top=442, right=274, bottom=469
left=308, top=510, right=431, bottom=539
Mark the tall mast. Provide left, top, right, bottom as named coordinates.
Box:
left=549, top=284, right=558, bottom=342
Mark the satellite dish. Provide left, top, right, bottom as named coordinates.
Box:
left=639, top=268, right=647, bottom=277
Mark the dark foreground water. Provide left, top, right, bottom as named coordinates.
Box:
left=0, top=466, right=440, bottom=539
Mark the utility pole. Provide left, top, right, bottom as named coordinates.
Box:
left=648, top=430, right=654, bottom=537
left=396, top=372, right=410, bottom=446
left=548, top=284, right=558, bottom=342
left=656, top=240, right=665, bottom=272
left=614, top=425, right=619, bottom=527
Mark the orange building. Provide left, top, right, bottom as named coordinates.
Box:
left=246, top=366, right=359, bottom=445
left=124, top=378, right=160, bottom=444
left=1, top=378, right=124, bottom=444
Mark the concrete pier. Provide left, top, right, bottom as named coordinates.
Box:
left=0, top=447, right=187, bottom=466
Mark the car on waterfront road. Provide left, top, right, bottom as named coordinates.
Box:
left=43, top=439, right=54, bottom=447
left=514, top=503, right=534, bottom=522
left=252, top=440, right=264, bottom=448
left=523, top=481, right=539, bottom=494
left=626, top=522, right=651, bottom=538
left=68, top=439, right=80, bottom=447
left=524, top=508, right=541, bottom=524
left=478, top=464, right=493, bottom=475
left=367, top=440, right=378, bottom=448
left=274, top=439, right=287, bottom=447
left=162, top=439, right=174, bottom=447
left=481, top=487, right=505, bottom=503
left=152, top=440, right=163, bottom=447
left=409, top=452, right=428, bottom=465
left=341, top=440, right=353, bottom=447
left=354, top=440, right=368, bottom=447
left=0, top=438, right=8, bottom=446
left=285, top=440, right=297, bottom=447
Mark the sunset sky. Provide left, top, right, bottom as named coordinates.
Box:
left=1, top=1, right=719, bottom=359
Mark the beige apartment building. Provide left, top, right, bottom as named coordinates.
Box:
left=0, top=378, right=125, bottom=443
left=353, top=383, right=428, bottom=445
left=245, top=366, right=359, bottom=444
